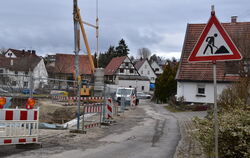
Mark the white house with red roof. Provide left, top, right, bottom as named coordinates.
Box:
left=176, top=16, right=250, bottom=103
left=104, top=56, right=150, bottom=92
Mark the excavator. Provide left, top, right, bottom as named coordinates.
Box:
left=73, top=0, right=99, bottom=96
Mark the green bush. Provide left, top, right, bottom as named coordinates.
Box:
left=194, top=108, right=250, bottom=158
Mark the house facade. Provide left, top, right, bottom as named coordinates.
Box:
left=46, top=54, right=93, bottom=88
left=104, top=56, right=150, bottom=92
left=150, top=61, right=163, bottom=76
left=0, top=49, right=48, bottom=90
left=176, top=16, right=250, bottom=103
left=104, top=56, right=139, bottom=83
left=134, top=59, right=157, bottom=84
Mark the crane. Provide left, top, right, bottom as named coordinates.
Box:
left=73, top=0, right=98, bottom=74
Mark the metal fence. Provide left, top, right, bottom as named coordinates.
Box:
left=0, top=73, right=80, bottom=107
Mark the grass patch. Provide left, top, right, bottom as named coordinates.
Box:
left=164, top=105, right=185, bottom=112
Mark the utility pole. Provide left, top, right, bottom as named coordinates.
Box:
left=73, top=0, right=81, bottom=131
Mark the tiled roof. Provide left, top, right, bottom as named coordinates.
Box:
left=53, top=54, right=92, bottom=75
left=134, top=59, right=146, bottom=70
left=104, top=56, right=127, bottom=75
left=0, top=49, right=41, bottom=71
left=176, top=21, right=250, bottom=82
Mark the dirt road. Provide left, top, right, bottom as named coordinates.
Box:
left=2, top=100, right=181, bottom=158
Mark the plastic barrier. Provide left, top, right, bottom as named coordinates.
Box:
left=0, top=108, right=39, bottom=145
left=130, top=96, right=137, bottom=108
left=83, top=103, right=102, bottom=129
left=52, top=96, right=104, bottom=102
left=105, top=98, right=113, bottom=119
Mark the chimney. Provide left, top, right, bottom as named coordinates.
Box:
left=231, top=16, right=237, bottom=23
left=32, top=50, right=36, bottom=55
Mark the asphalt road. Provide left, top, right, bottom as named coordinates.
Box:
left=49, top=100, right=181, bottom=158
left=3, top=100, right=181, bottom=158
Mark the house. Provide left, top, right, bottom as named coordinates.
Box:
left=104, top=56, right=150, bottom=92
left=0, top=49, right=48, bottom=90
left=175, top=16, right=250, bottom=103
left=150, top=61, right=163, bottom=76
left=46, top=53, right=93, bottom=88
left=134, top=59, right=157, bottom=84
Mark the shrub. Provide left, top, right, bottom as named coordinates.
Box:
left=194, top=108, right=250, bottom=158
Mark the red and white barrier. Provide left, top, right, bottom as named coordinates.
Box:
left=130, top=96, right=137, bottom=107
left=106, top=98, right=113, bottom=119
left=0, top=108, right=39, bottom=146
left=83, top=103, right=103, bottom=130
left=52, top=96, right=104, bottom=102
left=84, top=105, right=102, bottom=113
left=84, top=123, right=100, bottom=129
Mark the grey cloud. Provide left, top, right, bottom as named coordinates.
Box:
left=0, top=0, right=249, bottom=59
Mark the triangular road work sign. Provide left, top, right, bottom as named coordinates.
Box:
left=188, top=13, right=242, bottom=62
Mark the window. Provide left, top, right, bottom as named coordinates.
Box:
left=151, top=77, right=155, bottom=81
left=25, top=71, right=29, bottom=75
left=125, top=63, right=129, bottom=67
left=155, top=68, right=159, bottom=72
left=0, top=69, right=3, bottom=77
left=24, top=81, right=28, bottom=87
left=15, top=71, right=18, bottom=75
left=130, top=69, right=134, bottom=73
left=120, top=69, right=124, bottom=73
left=12, top=81, right=17, bottom=86
left=148, top=71, right=150, bottom=75
left=145, top=65, right=147, bottom=69
left=197, top=84, right=205, bottom=96
left=141, top=70, right=143, bottom=74
left=141, top=86, right=144, bottom=91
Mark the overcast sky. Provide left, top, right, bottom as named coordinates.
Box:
left=0, top=0, right=249, bottom=59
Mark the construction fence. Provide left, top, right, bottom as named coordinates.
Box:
left=0, top=73, right=138, bottom=141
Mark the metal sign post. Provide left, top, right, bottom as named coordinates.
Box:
left=187, top=6, right=242, bottom=158
left=213, top=61, right=218, bottom=158
left=73, top=0, right=81, bottom=130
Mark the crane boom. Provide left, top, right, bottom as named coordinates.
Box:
left=76, top=8, right=95, bottom=74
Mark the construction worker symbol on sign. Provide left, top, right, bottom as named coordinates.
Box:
left=203, top=33, right=229, bottom=55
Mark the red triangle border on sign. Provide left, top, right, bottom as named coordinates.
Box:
left=188, top=14, right=242, bottom=62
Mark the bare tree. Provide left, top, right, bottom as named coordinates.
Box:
left=0, top=47, right=7, bottom=55
left=137, top=48, right=151, bottom=59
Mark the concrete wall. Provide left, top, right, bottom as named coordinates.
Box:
left=117, top=80, right=150, bottom=92
left=176, top=81, right=231, bottom=103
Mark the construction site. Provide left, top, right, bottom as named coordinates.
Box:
left=1, top=0, right=249, bottom=158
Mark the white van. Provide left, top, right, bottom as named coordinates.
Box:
left=114, top=87, right=138, bottom=105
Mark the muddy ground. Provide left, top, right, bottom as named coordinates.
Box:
left=0, top=100, right=145, bottom=158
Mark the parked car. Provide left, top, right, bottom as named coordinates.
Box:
left=114, top=87, right=138, bottom=106
left=136, top=92, right=151, bottom=99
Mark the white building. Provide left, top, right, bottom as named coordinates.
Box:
left=150, top=61, right=163, bottom=76
left=0, top=49, right=48, bottom=90
left=134, top=59, right=157, bottom=84
left=176, top=17, right=249, bottom=103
